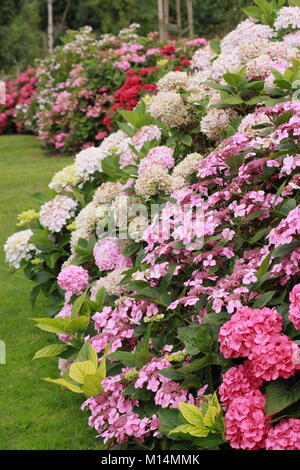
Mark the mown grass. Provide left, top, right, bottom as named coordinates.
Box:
left=0, top=135, right=97, bottom=450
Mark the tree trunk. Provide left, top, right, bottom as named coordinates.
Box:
left=47, top=0, right=54, bottom=54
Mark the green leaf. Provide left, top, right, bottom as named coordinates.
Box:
left=178, top=402, right=204, bottom=426
left=158, top=368, right=188, bottom=381
left=33, top=344, right=67, bottom=360
left=71, top=291, right=87, bottom=317
left=273, top=241, right=300, bottom=258
left=252, top=291, right=276, bottom=308
left=95, top=287, right=106, bottom=309
left=265, top=378, right=300, bottom=416
left=249, top=227, right=270, bottom=243
left=209, top=39, right=220, bottom=54
left=64, top=316, right=90, bottom=334
left=170, top=424, right=208, bottom=437
left=43, top=378, right=82, bottom=393
left=178, top=354, right=222, bottom=373
left=256, top=252, right=272, bottom=280
left=109, top=350, right=137, bottom=367
left=223, top=72, right=245, bottom=88
left=77, top=342, right=98, bottom=364
left=82, top=374, right=103, bottom=397
left=180, top=135, right=192, bottom=146
left=242, top=5, right=262, bottom=20
left=226, top=154, right=245, bottom=172
left=69, top=360, right=97, bottom=384
left=177, top=326, right=212, bottom=355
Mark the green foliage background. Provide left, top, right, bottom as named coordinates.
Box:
left=0, top=0, right=249, bottom=74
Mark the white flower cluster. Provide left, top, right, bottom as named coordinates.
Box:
left=90, top=269, right=128, bottom=298
left=172, top=153, right=203, bottom=179
left=148, top=91, right=193, bottom=128
left=4, top=230, right=36, bottom=269
left=157, top=71, right=189, bottom=92
left=74, top=131, right=128, bottom=181
left=274, top=6, right=300, bottom=31
left=39, top=195, right=78, bottom=232
left=49, top=164, right=80, bottom=192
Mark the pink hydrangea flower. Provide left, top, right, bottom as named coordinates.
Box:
left=219, top=361, right=263, bottom=409
left=154, top=380, right=192, bottom=409
left=249, top=333, right=300, bottom=381
left=219, top=306, right=282, bottom=358
left=57, top=265, right=89, bottom=294
left=138, top=146, right=174, bottom=175
left=225, top=390, right=270, bottom=450
left=266, top=418, right=300, bottom=450
left=93, top=237, right=132, bottom=271
left=289, top=283, right=300, bottom=330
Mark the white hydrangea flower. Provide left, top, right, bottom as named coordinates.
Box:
left=148, top=91, right=193, bottom=128
left=74, top=146, right=103, bottom=181
left=39, top=195, right=77, bottom=232
left=201, top=108, right=238, bottom=141
left=90, top=270, right=128, bottom=298
left=128, top=215, right=149, bottom=242
left=49, top=164, right=80, bottom=192
left=4, top=229, right=36, bottom=268
left=157, top=71, right=188, bottom=92
left=173, top=153, right=203, bottom=179
left=274, top=6, right=300, bottom=31
left=220, top=19, right=273, bottom=52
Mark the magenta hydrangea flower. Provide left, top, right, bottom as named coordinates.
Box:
left=289, top=283, right=300, bottom=330
left=93, top=237, right=132, bottom=272
left=57, top=265, right=89, bottom=295
left=249, top=333, right=300, bottom=381
left=225, top=390, right=270, bottom=450
left=266, top=418, right=300, bottom=450
left=219, top=306, right=282, bottom=358
left=219, top=361, right=263, bottom=409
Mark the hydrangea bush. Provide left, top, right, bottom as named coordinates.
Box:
left=4, top=1, right=300, bottom=451
left=27, top=25, right=206, bottom=154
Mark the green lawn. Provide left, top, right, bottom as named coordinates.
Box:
left=0, top=135, right=97, bottom=450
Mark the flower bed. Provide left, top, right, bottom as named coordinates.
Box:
left=31, top=25, right=206, bottom=154
left=0, top=68, right=38, bottom=134
left=4, top=1, right=300, bottom=451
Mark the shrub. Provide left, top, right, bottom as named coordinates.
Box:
left=4, top=1, right=300, bottom=451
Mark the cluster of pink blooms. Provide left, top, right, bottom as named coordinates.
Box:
left=135, top=355, right=194, bottom=409
left=89, top=298, right=159, bottom=353
left=81, top=369, right=160, bottom=446
left=265, top=418, right=300, bottom=450
left=0, top=68, right=37, bottom=134
left=93, top=237, right=132, bottom=271
left=219, top=306, right=300, bottom=381
left=57, top=265, right=89, bottom=295
left=289, top=284, right=300, bottom=331
left=138, top=146, right=174, bottom=175
left=219, top=306, right=300, bottom=449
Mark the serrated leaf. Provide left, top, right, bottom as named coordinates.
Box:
left=69, top=360, right=97, bottom=384
left=43, top=377, right=82, bottom=393
left=33, top=344, right=67, bottom=360
left=170, top=424, right=209, bottom=437
left=77, top=342, right=98, bottom=365
left=178, top=402, right=203, bottom=426
left=82, top=374, right=103, bottom=397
